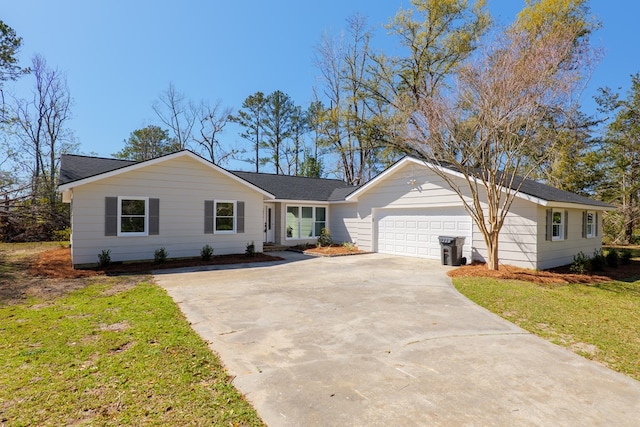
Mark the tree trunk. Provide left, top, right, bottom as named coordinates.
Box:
left=486, top=231, right=500, bottom=271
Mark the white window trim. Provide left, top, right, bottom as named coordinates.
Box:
left=586, top=211, right=595, bottom=239
left=214, top=200, right=236, bottom=234
left=285, top=205, right=327, bottom=240
left=117, top=196, right=149, bottom=237
left=552, top=209, right=564, bottom=241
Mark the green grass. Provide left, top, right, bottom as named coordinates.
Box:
left=453, top=277, right=640, bottom=381
left=0, top=279, right=264, bottom=426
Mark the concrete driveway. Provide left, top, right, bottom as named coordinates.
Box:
left=154, top=252, right=640, bottom=426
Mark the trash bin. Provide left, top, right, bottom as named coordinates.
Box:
left=438, top=236, right=466, bottom=266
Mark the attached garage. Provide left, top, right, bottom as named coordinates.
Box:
left=375, top=207, right=472, bottom=260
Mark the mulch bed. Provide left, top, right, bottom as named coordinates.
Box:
left=289, top=244, right=366, bottom=257
left=448, top=260, right=640, bottom=285
left=30, top=248, right=284, bottom=279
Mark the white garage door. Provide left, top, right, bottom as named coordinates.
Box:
left=376, top=208, right=472, bottom=259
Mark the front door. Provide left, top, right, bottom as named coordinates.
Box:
left=264, top=204, right=275, bottom=243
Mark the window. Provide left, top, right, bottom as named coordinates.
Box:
left=215, top=200, right=236, bottom=233
left=286, top=206, right=326, bottom=239
left=586, top=211, right=595, bottom=238
left=118, top=197, right=148, bottom=236
left=552, top=210, right=564, bottom=241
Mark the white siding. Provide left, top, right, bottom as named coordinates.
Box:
left=471, top=197, right=539, bottom=269
left=352, top=161, right=554, bottom=269
left=329, top=203, right=359, bottom=244
left=69, top=155, right=264, bottom=266
left=356, top=162, right=472, bottom=254
left=536, top=207, right=603, bottom=270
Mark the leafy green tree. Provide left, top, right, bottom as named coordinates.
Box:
left=1, top=20, right=29, bottom=123
left=380, top=0, right=491, bottom=102
left=531, top=111, right=603, bottom=196
left=595, top=73, right=640, bottom=243
left=262, top=90, right=296, bottom=174
left=232, top=92, right=267, bottom=173
left=113, top=125, right=180, bottom=161
left=299, top=148, right=323, bottom=178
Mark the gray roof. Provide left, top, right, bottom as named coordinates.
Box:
left=59, top=154, right=136, bottom=185
left=59, top=152, right=357, bottom=201
left=513, top=175, right=612, bottom=208
left=59, top=152, right=610, bottom=207
left=232, top=171, right=358, bottom=201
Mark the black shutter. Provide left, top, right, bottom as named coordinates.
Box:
left=204, top=200, right=214, bottom=234
left=545, top=209, right=552, bottom=241
left=149, top=198, right=159, bottom=235
left=237, top=201, right=245, bottom=234
left=595, top=212, right=599, bottom=237
left=582, top=211, right=587, bottom=238
left=105, top=197, right=118, bottom=236
left=564, top=211, right=569, bottom=240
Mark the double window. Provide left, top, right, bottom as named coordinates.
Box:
left=286, top=206, right=326, bottom=239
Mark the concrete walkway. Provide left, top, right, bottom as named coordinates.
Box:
left=154, top=252, right=640, bottom=426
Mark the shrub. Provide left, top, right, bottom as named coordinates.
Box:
left=317, top=228, right=333, bottom=247
left=590, top=249, right=606, bottom=272
left=245, top=241, right=255, bottom=257
left=201, top=244, right=214, bottom=261
left=97, top=249, right=111, bottom=267
left=342, top=241, right=356, bottom=251
left=620, top=249, right=633, bottom=265
left=154, top=247, right=168, bottom=264
left=570, top=251, right=589, bottom=274
left=52, top=227, right=71, bottom=242
left=605, top=248, right=619, bottom=268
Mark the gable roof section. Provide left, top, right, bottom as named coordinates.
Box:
left=232, top=171, right=357, bottom=202
left=59, top=154, right=136, bottom=185
left=347, top=157, right=612, bottom=209
left=58, top=151, right=275, bottom=198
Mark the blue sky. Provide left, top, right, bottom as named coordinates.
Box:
left=4, top=1, right=640, bottom=171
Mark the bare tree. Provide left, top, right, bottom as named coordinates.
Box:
left=3, top=54, right=76, bottom=240
left=194, top=100, right=236, bottom=165
left=152, top=82, right=196, bottom=150
left=314, top=14, right=385, bottom=185
left=397, top=7, right=594, bottom=270
left=11, top=55, right=75, bottom=209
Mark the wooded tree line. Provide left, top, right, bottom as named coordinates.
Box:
left=1, top=0, right=639, bottom=252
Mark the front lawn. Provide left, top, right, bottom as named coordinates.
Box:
left=0, top=243, right=264, bottom=426
left=453, top=276, right=640, bottom=381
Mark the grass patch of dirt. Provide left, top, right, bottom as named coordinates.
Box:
left=2, top=245, right=282, bottom=305
left=0, top=242, right=265, bottom=426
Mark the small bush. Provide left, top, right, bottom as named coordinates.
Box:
left=590, top=249, right=606, bottom=272
left=317, top=228, right=333, bottom=247
left=52, top=227, right=71, bottom=242
left=605, top=249, right=619, bottom=268
left=342, top=242, right=356, bottom=251
left=201, top=244, right=214, bottom=261
left=245, top=241, right=255, bottom=257
left=621, top=249, right=633, bottom=265
left=97, top=249, right=111, bottom=267
left=154, top=247, right=168, bottom=264
left=570, top=251, right=589, bottom=274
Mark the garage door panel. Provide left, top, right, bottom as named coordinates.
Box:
left=376, top=208, right=471, bottom=260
